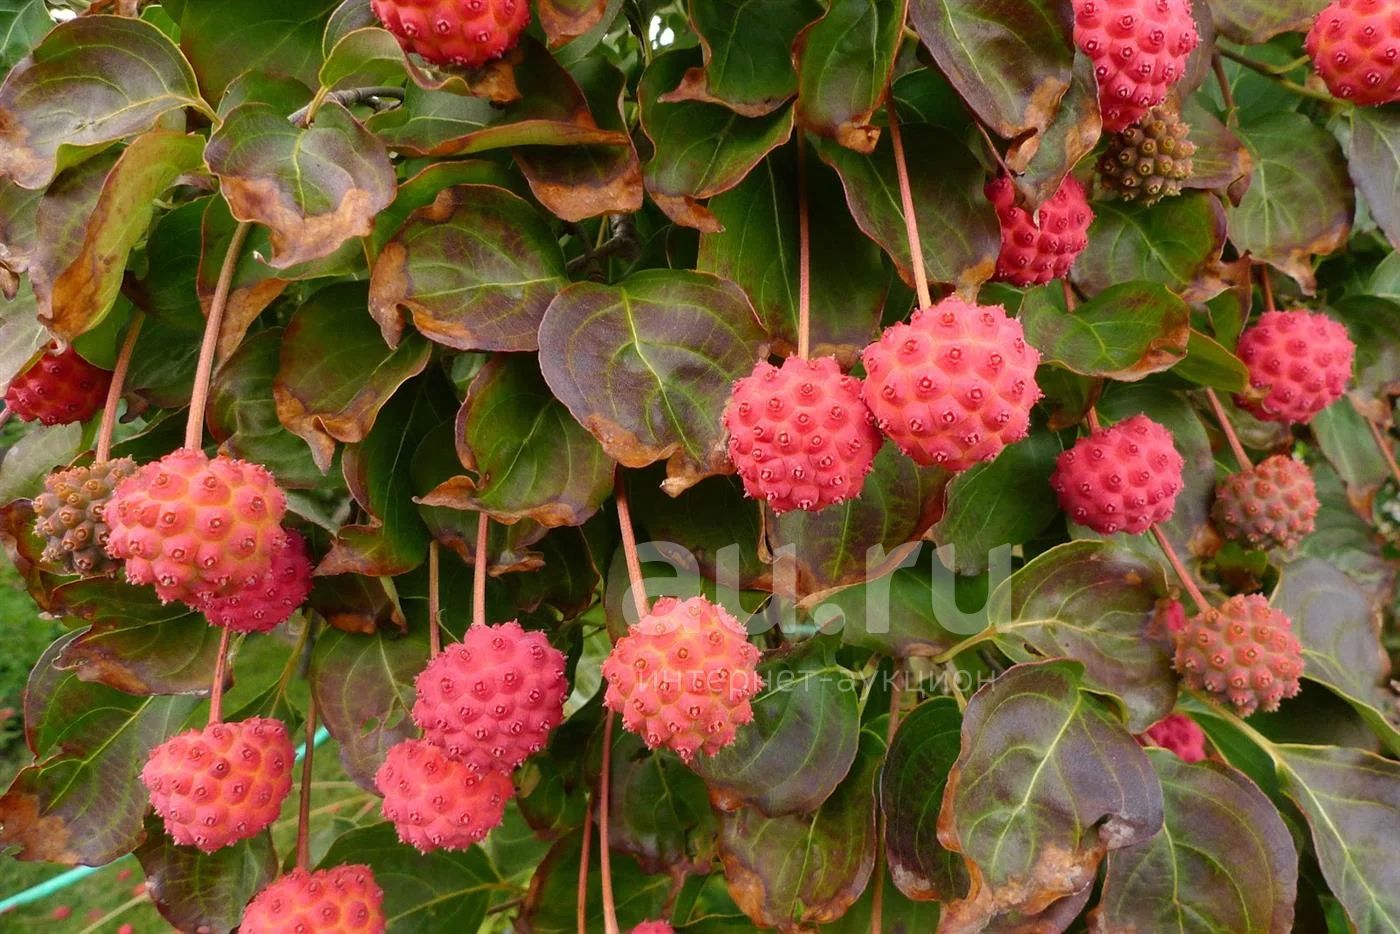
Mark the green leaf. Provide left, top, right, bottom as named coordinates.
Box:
left=417, top=353, right=614, bottom=527
left=1205, top=0, right=1328, bottom=43
left=318, top=25, right=406, bottom=92
left=1311, top=397, right=1390, bottom=494
left=367, top=160, right=519, bottom=264
left=206, top=101, right=395, bottom=269
left=1227, top=112, right=1353, bottom=290
left=661, top=0, right=820, bottom=115
left=637, top=48, right=795, bottom=230
left=623, top=466, right=768, bottom=590
left=537, top=269, right=767, bottom=495
left=1022, top=281, right=1191, bottom=380
left=178, top=0, right=339, bottom=101
left=1071, top=193, right=1228, bottom=297
left=793, top=0, right=907, bottom=152
left=1091, top=750, right=1298, bottom=932
left=0, top=633, right=199, bottom=864
left=0, top=177, right=41, bottom=290
left=607, top=730, right=716, bottom=874
left=1182, top=95, right=1253, bottom=201
left=274, top=282, right=433, bottom=472
left=939, top=660, right=1163, bottom=930
left=0, top=0, right=49, bottom=71
left=693, top=637, right=860, bottom=816
left=716, top=720, right=883, bottom=927
left=135, top=821, right=279, bottom=934
left=1300, top=462, right=1395, bottom=601
left=0, top=420, right=86, bottom=504
left=818, top=548, right=966, bottom=657
left=697, top=142, right=889, bottom=363
left=1331, top=294, right=1400, bottom=402
left=520, top=828, right=670, bottom=932
left=368, top=185, right=568, bottom=351
left=0, top=15, right=204, bottom=190
left=1175, top=327, right=1250, bottom=392
left=909, top=0, right=1074, bottom=142
left=812, top=125, right=999, bottom=293
left=880, top=697, right=966, bottom=901
left=0, top=282, right=49, bottom=387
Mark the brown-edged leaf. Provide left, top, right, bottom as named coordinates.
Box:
left=537, top=0, right=612, bottom=47
left=793, top=0, right=907, bottom=152
left=1205, top=0, right=1328, bottom=43
left=881, top=697, right=967, bottom=902
left=135, top=820, right=279, bottom=934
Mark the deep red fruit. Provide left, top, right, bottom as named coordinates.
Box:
left=3, top=343, right=111, bottom=426
left=194, top=529, right=313, bottom=633
left=986, top=174, right=1094, bottom=286
left=1138, top=712, right=1207, bottom=762
left=1212, top=455, right=1319, bottom=551
left=722, top=356, right=882, bottom=513
left=861, top=296, right=1042, bottom=472
left=241, top=864, right=386, bottom=934
left=375, top=738, right=513, bottom=852
left=1073, top=0, right=1201, bottom=131
left=602, top=596, right=763, bottom=763
left=32, top=458, right=136, bottom=577
left=1234, top=310, right=1355, bottom=425
left=1306, top=0, right=1400, bottom=105
left=1175, top=594, right=1304, bottom=716
left=104, top=449, right=287, bottom=605
left=141, top=718, right=294, bottom=852
left=412, top=621, right=568, bottom=774
left=1052, top=414, right=1185, bottom=534
left=370, top=0, right=530, bottom=69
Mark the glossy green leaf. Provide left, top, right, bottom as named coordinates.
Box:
left=880, top=697, right=966, bottom=901
left=0, top=420, right=86, bottom=504
left=0, top=281, right=48, bottom=387
left=793, top=0, right=906, bottom=152
left=179, top=0, right=339, bottom=101
left=1071, top=192, right=1228, bottom=297
left=135, top=821, right=279, bottom=934
left=1022, top=281, right=1191, bottom=380
left=1175, top=327, right=1250, bottom=392
left=318, top=25, right=405, bottom=92
left=1311, top=397, right=1390, bottom=494
left=0, top=0, right=48, bottom=71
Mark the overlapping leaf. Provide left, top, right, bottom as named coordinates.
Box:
left=1071, top=193, right=1229, bottom=298
left=136, top=822, right=279, bottom=934
left=1023, top=281, right=1190, bottom=380
left=793, top=0, right=907, bottom=152
left=178, top=0, right=339, bottom=100
left=880, top=697, right=967, bottom=901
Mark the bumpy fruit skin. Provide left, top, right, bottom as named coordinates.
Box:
left=194, top=529, right=313, bottom=633
left=1174, top=594, right=1304, bottom=716
left=631, top=923, right=676, bottom=934
left=32, top=458, right=137, bottom=576
left=602, top=596, right=763, bottom=763
left=722, top=356, right=882, bottom=513
left=370, top=0, right=530, bottom=69
left=986, top=174, right=1094, bottom=285
left=3, top=344, right=112, bottom=426
left=412, top=621, right=568, bottom=774
left=1234, top=310, right=1355, bottom=425
left=1052, top=414, right=1185, bottom=534
left=241, top=865, right=386, bottom=934
left=104, top=449, right=287, bottom=605
left=1212, top=455, right=1320, bottom=551
left=1139, top=713, right=1207, bottom=762
left=1098, top=106, right=1196, bottom=204
left=375, top=738, right=513, bottom=852
left=141, top=718, right=294, bottom=852
left=1306, top=0, right=1400, bottom=105
left=861, top=297, right=1042, bottom=472
left=1073, top=0, right=1201, bottom=131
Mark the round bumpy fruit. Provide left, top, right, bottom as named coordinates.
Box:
left=1174, top=594, right=1304, bottom=716
left=632, top=923, right=676, bottom=934
left=1139, top=712, right=1207, bottom=762
left=722, top=356, right=882, bottom=513
left=104, top=449, right=287, bottom=605
left=241, top=865, right=386, bottom=934
left=987, top=173, right=1094, bottom=285
left=370, top=0, right=530, bottom=69
left=141, top=718, right=294, bottom=852
left=375, top=739, right=513, bottom=852
left=3, top=343, right=112, bottom=426
left=33, top=458, right=137, bottom=577
left=601, top=596, right=763, bottom=763
left=1234, top=310, right=1355, bottom=425
left=1098, top=106, right=1196, bottom=204
left=412, top=621, right=568, bottom=774
left=195, top=529, right=313, bottom=633
left=861, top=297, right=1042, bottom=472
left=1306, top=0, right=1400, bottom=105
left=1212, top=455, right=1319, bottom=551
left=1073, top=0, right=1200, bottom=131
left=1052, top=414, right=1185, bottom=534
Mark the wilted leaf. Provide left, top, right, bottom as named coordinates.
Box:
left=938, top=660, right=1164, bottom=931
left=537, top=0, right=613, bottom=47
left=881, top=697, right=967, bottom=901
left=1022, top=281, right=1191, bottom=380
left=136, top=821, right=279, bottom=934
left=1182, top=96, right=1253, bottom=201
left=368, top=185, right=567, bottom=351
left=1014, top=55, right=1101, bottom=198
left=793, top=0, right=906, bottom=152
left=178, top=0, right=339, bottom=101
left=537, top=270, right=767, bottom=495
left=1071, top=192, right=1228, bottom=298
left=0, top=15, right=204, bottom=190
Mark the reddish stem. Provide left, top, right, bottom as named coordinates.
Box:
left=207, top=627, right=232, bottom=724
left=576, top=788, right=594, bottom=934
left=96, top=312, right=144, bottom=463
left=1364, top=414, right=1400, bottom=487
left=1257, top=263, right=1276, bottom=313
left=1086, top=407, right=1102, bottom=432
left=598, top=713, right=620, bottom=934
left=886, top=105, right=932, bottom=310
left=473, top=514, right=489, bottom=630
left=1204, top=388, right=1251, bottom=469
left=797, top=136, right=812, bottom=360
left=613, top=470, right=649, bottom=621
left=1149, top=525, right=1210, bottom=615
left=185, top=222, right=251, bottom=451
left=428, top=540, right=442, bottom=657
left=296, top=692, right=317, bottom=871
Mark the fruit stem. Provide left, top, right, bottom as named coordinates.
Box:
left=597, top=712, right=621, bottom=934
left=96, top=311, right=144, bottom=463
left=473, top=514, right=490, bottom=630
left=207, top=627, right=233, bottom=724
left=1362, top=411, right=1400, bottom=487
left=613, top=470, right=649, bottom=621
left=1211, top=54, right=1238, bottom=128
left=796, top=135, right=812, bottom=361
left=576, top=787, right=594, bottom=934
left=1149, top=525, right=1210, bottom=615
left=869, top=662, right=906, bottom=934
left=185, top=221, right=251, bottom=451
left=0, top=408, right=11, bottom=431
left=296, top=691, right=317, bottom=871
left=1086, top=407, right=1102, bottom=432
left=1204, top=388, right=1251, bottom=469
left=429, top=540, right=442, bottom=656
left=1257, top=262, right=1275, bottom=312
left=886, top=103, right=932, bottom=310
left=1215, top=47, right=1339, bottom=104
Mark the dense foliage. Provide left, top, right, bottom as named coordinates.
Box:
left=0, top=0, right=1398, bottom=931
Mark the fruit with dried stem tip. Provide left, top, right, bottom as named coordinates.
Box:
left=370, top=0, right=530, bottom=69
left=1212, top=455, right=1319, bottom=551
left=1098, top=106, right=1196, bottom=205
left=375, top=738, right=513, bottom=852
left=1306, top=0, right=1400, bottom=105
left=1174, top=594, right=1304, bottom=716
left=987, top=173, right=1094, bottom=285
left=1073, top=0, right=1201, bottom=131
left=193, top=529, right=313, bottom=633
left=33, top=458, right=136, bottom=577
left=1052, top=414, right=1185, bottom=535
left=1234, top=310, right=1355, bottom=425
left=240, top=864, right=386, bottom=933
left=1138, top=712, right=1207, bottom=762
left=3, top=343, right=112, bottom=426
